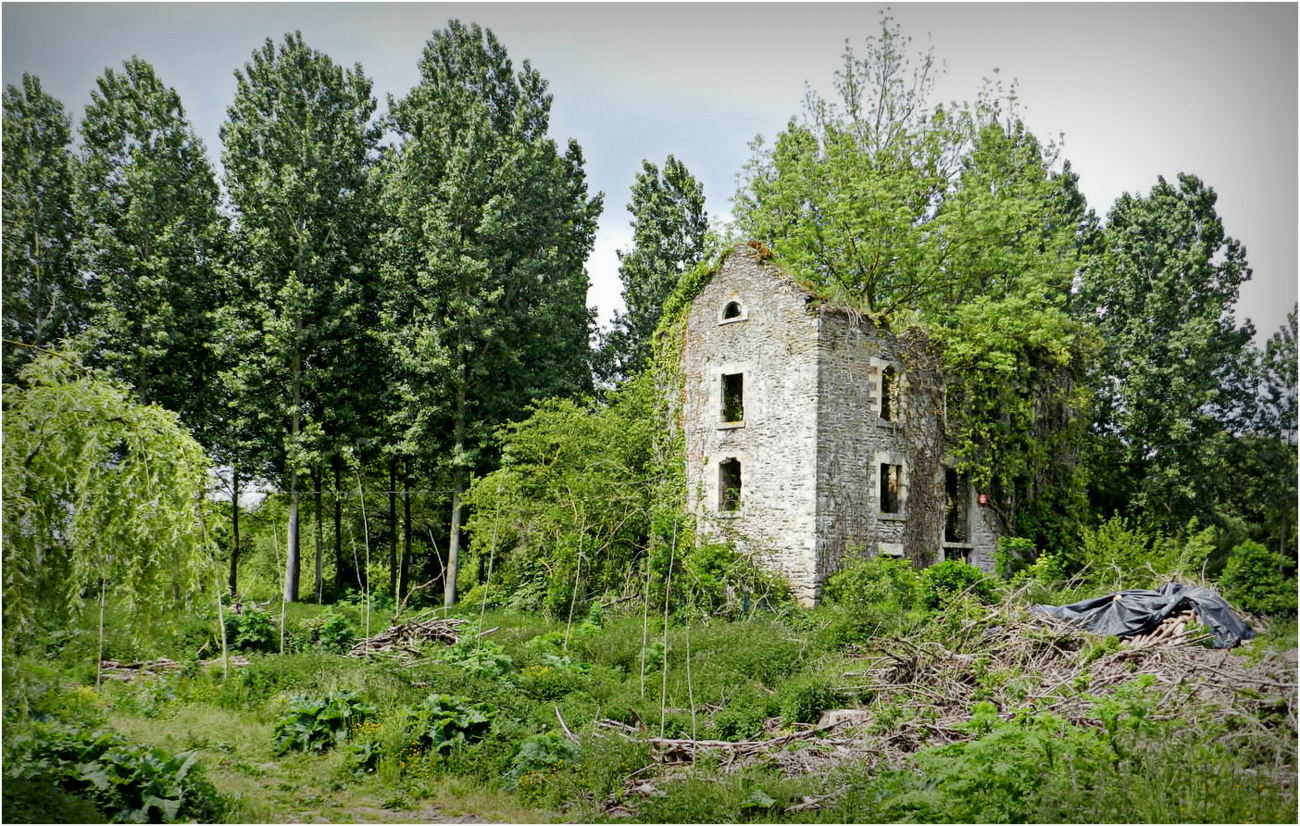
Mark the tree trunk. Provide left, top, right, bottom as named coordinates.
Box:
left=333, top=458, right=353, bottom=590
left=399, top=459, right=412, bottom=599
left=228, top=468, right=240, bottom=595
left=314, top=467, right=324, bottom=602
left=284, top=336, right=303, bottom=603
left=445, top=364, right=467, bottom=606
left=285, top=477, right=300, bottom=602
left=445, top=475, right=463, bottom=607
left=388, top=458, right=398, bottom=597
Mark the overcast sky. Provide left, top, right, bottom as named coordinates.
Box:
left=4, top=2, right=1296, bottom=341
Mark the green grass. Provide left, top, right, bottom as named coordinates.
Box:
left=6, top=597, right=1295, bottom=823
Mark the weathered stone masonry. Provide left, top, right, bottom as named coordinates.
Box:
left=682, top=245, right=998, bottom=605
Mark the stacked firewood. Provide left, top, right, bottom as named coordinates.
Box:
left=98, top=656, right=250, bottom=681
left=346, top=612, right=467, bottom=657
left=1119, top=609, right=1207, bottom=649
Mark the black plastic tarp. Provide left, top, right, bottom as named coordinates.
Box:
left=1031, top=582, right=1255, bottom=649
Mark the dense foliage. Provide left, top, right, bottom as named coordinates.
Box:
left=1, top=15, right=1294, bottom=824
left=4, top=724, right=229, bottom=823
left=598, top=155, right=708, bottom=382
left=2, top=352, right=215, bottom=674
left=271, top=690, right=376, bottom=755
left=1076, top=173, right=1256, bottom=531
left=1, top=75, right=84, bottom=382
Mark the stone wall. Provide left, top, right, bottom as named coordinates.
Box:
left=682, top=245, right=1000, bottom=603
left=813, top=308, right=909, bottom=589
left=681, top=246, right=823, bottom=604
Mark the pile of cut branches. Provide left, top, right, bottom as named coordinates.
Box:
left=99, top=656, right=251, bottom=681
left=347, top=611, right=467, bottom=657
left=836, top=607, right=1296, bottom=761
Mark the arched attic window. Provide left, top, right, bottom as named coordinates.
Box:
left=722, top=300, right=743, bottom=320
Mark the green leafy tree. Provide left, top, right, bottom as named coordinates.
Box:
left=733, top=18, right=963, bottom=321
left=218, top=32, right=378, bottom=602
left=1075, top=173, right=1255, bottom=530
left=75, top=58, right=227, bottom=441
left=464, top=373, right=658, bottom=615
left=1216, top=308, right=1297, bottom=558
left=2, top=352, right=215, bottom=678
left=2, top=75, right=86, bottom=382
left=734, top=16, right=1096, bottom=553
left=378, top=20, right=600, bottom=605
left=1255, top=304, right=1297, bottom=442
left=600, top=156, right=707, bottom=382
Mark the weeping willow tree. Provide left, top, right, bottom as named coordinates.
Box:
left=2, top=350, right=216, bottom=683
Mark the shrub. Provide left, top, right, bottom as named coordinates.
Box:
left=824, top=554, right=922, bottom=611
left=271, top=690, right=375, bottom=755
left=308, top=610, right=357, bottom=653
left=710, top=690, right=779, bottom=740
left=404, top=694, right=494, bottom=756
left=920, top=560, right=996, bottom=610
left=223, top=608, right=278, bottom=654
left=994, top=536, right=1037, bottom=579
left=4, top=723, right=229, bottom=823
left=504, top=731, right=582, bottom=791
left=437, top=640, right=516, bottom=679
left=778, top=678, right=838, bottom=725
left=1077, top=517, right=1214, bottom=589
left=879, top=705, right=1112, bottom=823
left=519, top=658, right=591, bottom=701
left=1220, top=540, right=1297, bottom=617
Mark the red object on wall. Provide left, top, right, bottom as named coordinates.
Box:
left=977, top=493, right=989, bottom=505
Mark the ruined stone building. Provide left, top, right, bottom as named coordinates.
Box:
left=680, top=244, right=999, bottom=605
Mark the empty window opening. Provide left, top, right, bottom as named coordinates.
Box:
left=880, top=366, right=900, bottom=421
left=719, top=459, right=742, bottom=511
left=722, top=373, right=744, bottom=422
left=880, top=463, right=903, bottom=514
left=944, top=467, right=970, bottom=542
left=944, top=546, right=971, bottom=563
left=722, top=301, right=742, bottom=319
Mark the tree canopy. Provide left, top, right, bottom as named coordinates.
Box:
left=2, top=75, right=84, bottom=383
left=76, top=57, right=227, bottom=439
left=3, top=351, right=215, bottom=669
left=378, top=20, right=601, bottom=604
left=599, top=155, right=708, bottom=383
left=1075, top=173, right=1255, bottom=530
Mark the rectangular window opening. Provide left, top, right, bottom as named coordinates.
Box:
left=879, top=463, right=902, bottom=514
left=719, top=459, right=742, bottom=511
left=944, top=468, right=970, bottom=542
left=722, top=373, right=744, bottom=423
left=880, top=366, right=899, bottom=421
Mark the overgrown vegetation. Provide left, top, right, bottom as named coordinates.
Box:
left=3, top=10, right=1294, bottom=825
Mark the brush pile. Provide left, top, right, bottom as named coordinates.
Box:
left=836, top=609, right=1295, bottom=752
left=1118, top=608, right=1205, bottom=648
left=346, top=611, right=468, bottom=657
left=98, top=656, right=251, bottom=681
left=599, top=605, right=1295, bottom=787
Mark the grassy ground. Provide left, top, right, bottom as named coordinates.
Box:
left=5, top=592, right=1296, bottom=823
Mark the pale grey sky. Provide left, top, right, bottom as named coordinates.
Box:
left=4, top=2, right=1296, bottom=340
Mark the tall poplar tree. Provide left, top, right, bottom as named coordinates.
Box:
left=219, top=33, right=378, bottom=602
left=75, top=58, right=227, bottom=438
left=379, top=20, right=600, bottom=605
left=2, top=75, right=85, bottom=382
left=599, top=155, right=707, bottom=382
left=1076, top=173, right=1254, bottom=530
